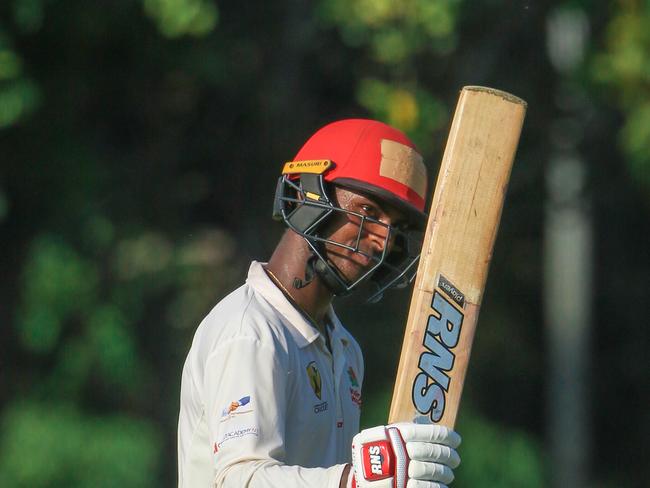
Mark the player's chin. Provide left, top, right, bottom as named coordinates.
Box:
left=331, top=253, right=376, bottom=282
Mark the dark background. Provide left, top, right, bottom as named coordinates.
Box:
left=1, top=1, right=648, bottom=486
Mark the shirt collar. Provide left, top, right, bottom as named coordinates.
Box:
left=247, top=260, right=338, bottom=348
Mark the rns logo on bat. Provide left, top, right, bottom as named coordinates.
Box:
left=411, top=276, right=464, bottom=422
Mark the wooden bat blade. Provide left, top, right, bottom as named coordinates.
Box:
left=388, top=86, right=526, bottom=428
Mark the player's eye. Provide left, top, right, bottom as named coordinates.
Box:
left=360, top=203, right=377, bottom=217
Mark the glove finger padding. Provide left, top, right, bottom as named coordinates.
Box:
left=408, top=460, right=454, bottom=484
left=406, top=441, right=460, bottom=469
left=390, top=423, right=461, bottom=448
left=406, top=480, right=449, bottom=488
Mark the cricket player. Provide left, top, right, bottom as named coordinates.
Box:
left=177, top=119, right=462, bottom=487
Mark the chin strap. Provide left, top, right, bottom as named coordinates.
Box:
left=293, top=255, right=317, bottom=289
left=314, top=256, right=351, bottom=297
left=293, top=252, right=352, bottom=297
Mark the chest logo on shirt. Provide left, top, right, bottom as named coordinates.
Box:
left=306, top=361, right=322, bottom=400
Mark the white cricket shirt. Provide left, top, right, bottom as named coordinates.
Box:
left=177, top=261, right=364, bottom=487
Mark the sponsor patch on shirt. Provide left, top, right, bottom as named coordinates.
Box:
left=213, top=426, right=259, bottom=455
left=347, top=366, right=362, bottom=407
left=350, top=387, right=362, bottom=408
left=347, top=366, right=359, bottom=388
left=220, top=395, right=252, bottom=421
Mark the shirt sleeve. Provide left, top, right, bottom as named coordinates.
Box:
left=204, top=336, right=347, bottom=488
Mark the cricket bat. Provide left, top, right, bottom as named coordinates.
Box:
left=388, top=86, right=527, bottom=428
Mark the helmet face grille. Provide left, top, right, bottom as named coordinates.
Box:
left=273, top=173, right=423, bottom=301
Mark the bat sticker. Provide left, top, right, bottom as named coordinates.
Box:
left=411, top=282, right=465, bottom=422
left=437, top=275, right=465, bottom=308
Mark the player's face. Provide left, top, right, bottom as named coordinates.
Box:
left=323, top=186, right=406, bottom=283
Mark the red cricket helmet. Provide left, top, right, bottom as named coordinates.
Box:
left=292, top=119, right=428, bottom=227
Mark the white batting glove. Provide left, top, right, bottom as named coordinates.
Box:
left=348, top=423, right=461, bottom=488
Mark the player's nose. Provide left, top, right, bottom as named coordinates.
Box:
left=366, top=221, right=393, bottom=256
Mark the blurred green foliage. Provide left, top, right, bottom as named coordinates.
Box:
left=0, top=0, right=648, bottom=486
left=11, top=0, right=45, bottom=33
left=592, top=2, right=650, bottom=188
left=143, top=0, right=219, bottom=38
left=0, top=30, right=39, bottom=128
left=18, top=236, right=98, bottom=353
left=317, top=0, right=459, bottom=151
left=356, top=78, right=448, bottom=144
left=454, top=411, right=544, bottom=488
left=0, top=403, right=160, bottom=487
left=318, top=0, right=458, bottom=59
